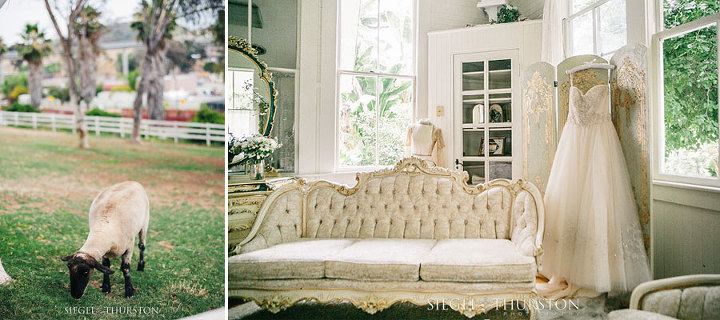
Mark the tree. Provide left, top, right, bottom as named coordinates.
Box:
left=44, top=0, right=91, bottom=148
left=663, top=0, right=719, bottom=152
left=75, top=5, right=104, bottom=105
left=0, top=37, right=7, bottom=88
left=0, top=258, right=11, bottom=285
left=130, top=0, right=223, bottom=143
left=18, top=24, right=52, bottom=109
left=130, top=5, right=176, bottom=124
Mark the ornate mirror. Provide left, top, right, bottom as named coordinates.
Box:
left=227, top=36, right=277, bottom=137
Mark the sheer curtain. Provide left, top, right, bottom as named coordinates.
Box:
left=541, top=0, right=569, bottom=65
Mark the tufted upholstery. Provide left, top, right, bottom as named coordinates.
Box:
left=608, top=274, right=720, bottom=320
left=237, top=159, right=543, bottom=259
left=639, top=286, right=720, bottom=319
left=238, top=189, right=304, bottom=254
left=306, top=174, right=516, bottom=240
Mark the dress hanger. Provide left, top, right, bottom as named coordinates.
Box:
left=567, top=60, right=615, bottom=87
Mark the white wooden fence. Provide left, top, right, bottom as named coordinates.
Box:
left=0, top=111, right=225, bottom=146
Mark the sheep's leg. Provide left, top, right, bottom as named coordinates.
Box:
left=121, top=253, right=134, bottom=298
left=101, top=258, right=111, bottom=295
left=137, top=229, right=146, bottom=272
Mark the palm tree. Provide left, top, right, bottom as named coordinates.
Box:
left=75, top=5, right=103, bottom=105
left=130, top=8, right=177, bottom=123
left=0, top=37, right=8, bottom=88
left=18, top=24, right=52, bottom=109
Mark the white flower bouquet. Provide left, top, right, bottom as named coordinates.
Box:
left=229, top=133, right=281, bottom=164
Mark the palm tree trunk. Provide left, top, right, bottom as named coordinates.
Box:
left=0, top=257, right=12, bottom=285
left=69, top=83, right=89, bottom=149
left=131, top=53, right=152, bottom=143
left=27, top=61, right=43, bottom=108
left=0, top=57, right=4, bottom=88
left=79, top=35, right=97, bottom=105
left=147, top=51, right=166, bottom=120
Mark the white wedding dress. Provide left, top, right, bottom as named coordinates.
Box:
left=538, top=84, right=651, bottom=298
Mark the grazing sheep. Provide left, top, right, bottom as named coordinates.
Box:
left=61, top=181, right=149, bottom=299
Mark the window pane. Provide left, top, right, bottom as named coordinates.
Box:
left=664, top=0, right=719, bottom=29
left=378, top=77, right=413, bottom=165
left=598, top=0, right=626, bottom=55
left=662, top=25, right=719, bottom=177
left=339, top=75, right=377, bottom=166
left=572, top=0, right=598, bottom=14
left=231, top=70, right=253, bottom=110
left=569, top=11, right=594, bottom=56
left=227, top=70, right=257, bottom=138
left=378, top=0, right=414, bottom=75
left=339, top=0, right=378, bottom=72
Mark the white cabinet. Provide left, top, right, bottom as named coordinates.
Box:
left=454, top=50, right=518, bottom=184
left=427, top=20, right=541, bottom=183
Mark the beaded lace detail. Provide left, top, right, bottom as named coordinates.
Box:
left=568, top=85, right=611, bottom=127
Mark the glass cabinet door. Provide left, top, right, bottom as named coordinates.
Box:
left=455, top=53, right=517, bottom=184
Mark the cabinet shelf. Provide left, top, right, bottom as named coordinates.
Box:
left=462, top=156, right=513, bottom=162
left=462, top=123, right=512, bottom=129
left=462, top=89, right=512, bottom=95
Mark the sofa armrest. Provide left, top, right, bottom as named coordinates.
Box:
left=510, top=181, right=545, bottom=259
left=234, top=182, right=305, bottom=254
left=629, top=274, right=720, bottom=311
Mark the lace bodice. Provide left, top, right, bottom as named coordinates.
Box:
left=568, top=85, right=611, bottom=126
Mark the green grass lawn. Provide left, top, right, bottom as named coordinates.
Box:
left=0, top=127, right=225, bottom=319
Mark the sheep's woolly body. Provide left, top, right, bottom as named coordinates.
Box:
left=78, top=181, right=150, bottom=262
left=0, top=258, right=12, bottom=285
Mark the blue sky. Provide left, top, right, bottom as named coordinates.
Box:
left=0, top=0, right=137, bottom=45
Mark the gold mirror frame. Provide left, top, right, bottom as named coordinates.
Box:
left=228, top=36, right=278, bottom=136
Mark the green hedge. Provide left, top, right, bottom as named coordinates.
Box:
left=3, top=103, right=40, bottom=113
left=192, top=104, right=224, bottom=124
left=86, top=107, right=122, bottom=117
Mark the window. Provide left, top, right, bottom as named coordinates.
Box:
left=226, top=68, right=257, bottom=138
left=337, top=0, right=415, bottom=167
left=566, top=0, right=627, bottom=59
left=654, top=0, right=719, bottom=185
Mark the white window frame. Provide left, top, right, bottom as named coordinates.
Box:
left=651, top=8, right=720, bottom=188
left=565, top=0, right=627, bottom=58
left=335, top=0, right=418, bottom=171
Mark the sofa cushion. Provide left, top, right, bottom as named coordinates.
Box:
left=420, top=239, right=535, bottom=283
left=608, top=309, right=678, bottom=320
left=325, top=239, right=437, bottom=281
left=229, top=239, right=355, bottom=280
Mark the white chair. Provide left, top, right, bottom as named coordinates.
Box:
left=608, top=274, right=720, bottom=320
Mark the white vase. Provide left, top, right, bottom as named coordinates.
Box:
left=472, top=104, right=484, bottom=124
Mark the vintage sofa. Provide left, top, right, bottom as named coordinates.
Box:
left=608, top=274, right=720, bottom=320
left=228, top=158, right=545, bottom=318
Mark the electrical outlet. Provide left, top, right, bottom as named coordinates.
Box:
left=436, top=106, right=444, bottom=117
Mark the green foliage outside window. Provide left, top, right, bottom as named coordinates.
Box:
left=662, top=0, right=719, bottom=177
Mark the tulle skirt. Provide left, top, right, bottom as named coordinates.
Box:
left=539, top=120, right=651, bottom=297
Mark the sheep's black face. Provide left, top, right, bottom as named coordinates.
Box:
left=66, top=257, right=94, bottom=299
left=61, top=254, right=114, bottom=299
